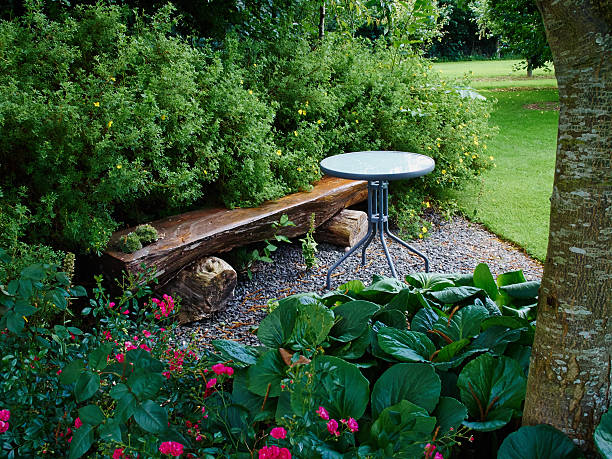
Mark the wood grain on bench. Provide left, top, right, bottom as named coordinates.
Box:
left=103, top=176, right=367, bottom=286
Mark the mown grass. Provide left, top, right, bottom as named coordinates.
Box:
left=432, top=59, right=558, bottom=261
left=433, top=59, right=557, bottom=89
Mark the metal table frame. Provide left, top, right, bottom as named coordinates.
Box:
left=325, top=179, right=430, bottom=290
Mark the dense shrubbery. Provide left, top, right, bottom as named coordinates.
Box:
left=0, top=2, right=494, bottom=257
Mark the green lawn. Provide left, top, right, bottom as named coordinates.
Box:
left=433, top=59, right=557, bottom=89
left=432, top=60, right=558, bottom=261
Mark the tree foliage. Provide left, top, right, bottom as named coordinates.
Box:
left=469, top=0, right=552, bottom=75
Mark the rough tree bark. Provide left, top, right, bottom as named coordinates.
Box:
left=523, top=0, right=611, bottom=452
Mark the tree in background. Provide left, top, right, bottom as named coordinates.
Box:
left=522, top=0, right=610, bottom=453
left=470, top=0, right=552, bottom=75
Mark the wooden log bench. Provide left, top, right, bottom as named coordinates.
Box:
left=103, top=176, right=368, bottom=288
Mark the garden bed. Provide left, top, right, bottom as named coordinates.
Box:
left=174, top=213, right=543, bottom=349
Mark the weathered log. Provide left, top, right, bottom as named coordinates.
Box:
left=165, top=257, right=237, bottom=324
left=315, top=209, right=368, bottom=247
left=103, top=176, right=367, bottom=286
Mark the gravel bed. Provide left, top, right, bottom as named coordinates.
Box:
left=173, top=214, right=543, bottom=350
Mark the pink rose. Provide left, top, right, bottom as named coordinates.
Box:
left=224, top=366, right=234, bottom=376
left=434, top=453, right=444, bottom=459
left=116, top=353, right=125, bottom=363
left=0, top=410, right=9, bottom=422
left=316, top=406, right=329, bottom=420
left=159, top=441, right=184, bottom=456
left=326, top=419, right=339, bottom=436
left=0, top=421, right=9, bottom=433
left=258, top=445, right=291, bottom=459
left=112, top=448, right=124, bottom=459
left=206, top=378, right=217, bottom=389
left=270, top=426, right=287, bottom=439
left=346, top=417, right=358, bottom=433
left=211, top=363, right=226, bottom=375
left=143, top=330, right=152, bottom=338
left=74, top=417, right=82, bottom=429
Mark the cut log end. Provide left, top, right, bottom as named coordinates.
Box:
left=165, top=257, right=237, bottom=324
left=315, top=209, right=368, bottom=248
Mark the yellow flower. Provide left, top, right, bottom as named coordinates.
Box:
left=317, top=119, right=322, bottom=124
left=459, top=158, right=463, bottom=163
left=161, top=114, right=166, bottom=121
left=253, top=63, right=257, bottom=67
left=240, top=79, right=243, bottom=84
left=427, top=146, right=432, bottom=150
left=472, top=155, right=477, bottom=159
left=437, top=143, right=441, bottom=148
left=298, top=109, right=303, bottom=115
left=93, top=102, right=100, bottom=107
left=425, top=201, right=431, bottom=208
left=441, top=169, right=446, bottom=174
left=355, top=119, right=359, bottom=124
left=422, top=226, right=428, bottom=233
left=294, top=131, right=298, bottom=136
left=489, top=156, right=494, bottom=161
left=107, top=120, right=113, bottom=128
left=248, top=90, right=253, bottom=95
left=110, top=77, right=116, bottom=82
left=474, top=139, right=479, bottom=146
left=418, top=233, right=423, bottom=239
left=305, top=101, right=309, bottom=107
left=483, top=144, right=487, bottom=150
left=297, top=167, right=302, bottom=172
left=203, top=170, right=208, bottom=175
left=116, top=164, right=122, bottom=169
left=412, top=73, right=417, bottom=77
left=276, top=149, right=282, bottom=156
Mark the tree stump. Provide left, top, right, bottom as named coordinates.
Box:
left=315, top=209, right=368, bottom=247
left=166, top=257, right=237, bottom=324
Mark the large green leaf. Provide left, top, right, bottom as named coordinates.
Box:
left=125, top=349, right=164, bottom=372
left=133, top=400, right=168, bottom=434
left=60, top=360, right=84, bottom=385
left=405, top=273, right=455, bottom=292
left=433, top=304, right=490, bottom=341
left=330, top=300, right=379, bottom=342
left=499, top=281, right=540, bottom=300
left=377, top=328, right=435, bottom=363
left=290, top=302, right=335, bottom=349
left=78, top=405, right=105, bottom=426
left=247, top=349, right=286, bottom=397
left=68, top=424, right=94, bottom=459
left=496, top=270, right=526, bottom=287
left=498, top=425, right=583, bottom=459
left=433, top=397, right=468, bottom=433
left=212, top=340, right=262, bottom=367
left=467, top=326, right=522, bottom=355
left=336, top=279, right=365, bottom=298
left=371, top=363, right=440, bottom=418
left=257, top=301, right=299, bottom=348
left=457, top=354, right=526, bottom=431
left=473, top=263, right=499, bottom=300
left=372, top=309, right=407, bottom=329
left=432, top=339, right=471, bottom=370
left=97, top=418, right=122, bottom=443
left=128, top=368, right=164, bottom=400
left=410, top=307, right=440, bottom=334
left=291, top=356, right=369, bottom=420
left=359, top=277, right=405, bottom=303
left=330, top=327, right=371, bottom=360
left=370, top=400, right=436, bottom=456
left=384, top=288, right=426, bottom=315
left=428, top=286, right=484, bottom=305
left=74, top=371, right=100, bottom=403
left=232, top=371, right=274, bottom=421
left=320, top=292, right=354, bottom=307
left=88, top=343, right=113, bottom=371
left=595, top=411, right=612, bottom=458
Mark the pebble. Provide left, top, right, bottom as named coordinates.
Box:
left=173, top=214, right=542, bottom=350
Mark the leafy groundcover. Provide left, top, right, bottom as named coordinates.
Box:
left=2, top=257, right=604, bottom=458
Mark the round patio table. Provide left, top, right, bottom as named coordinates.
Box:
left=320, top=151, right=435, bottom=289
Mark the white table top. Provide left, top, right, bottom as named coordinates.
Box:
left=320, top=151, right=435, bottom=181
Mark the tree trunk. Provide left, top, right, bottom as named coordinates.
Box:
left=523, top=0, right=611, bottom=453
left=319, top=2, right=326, bottom=40
left=526, top=59, right=533, bottom=77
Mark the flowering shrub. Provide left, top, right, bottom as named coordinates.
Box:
left=1, top=255, right=545, bottom=457
left=0, top=3, right=494, bottom=255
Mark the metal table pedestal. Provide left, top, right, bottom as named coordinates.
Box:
left=325, top=180, right=430, bottom=289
